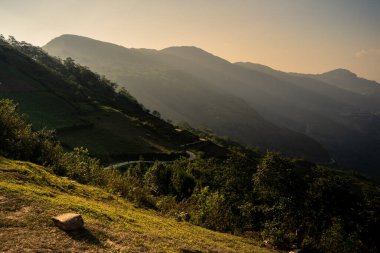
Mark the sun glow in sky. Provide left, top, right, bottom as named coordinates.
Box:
left=1, top=0, right=380, bottom=81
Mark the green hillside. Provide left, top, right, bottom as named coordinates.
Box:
left=0, top=156, right=273, bottom=253
left=0, top=37, right=227, bottom=163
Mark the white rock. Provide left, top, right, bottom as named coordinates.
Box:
left=52, top=213, right=84, bottom=231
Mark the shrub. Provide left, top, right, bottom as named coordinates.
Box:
left=319, top=219, right=364, bottom=253
left=144, top=162, right=173, bottom=195
left=0, top=99, right=37, bottom=160
left=0, top=99, right=64, bottom=167
left=58, top=147, right=101, bottom=184
left=171, top=169, right=195, bottom=199
left=156, top=196, right=178, bottom=215
left=190, top=187, right=232, bottom=231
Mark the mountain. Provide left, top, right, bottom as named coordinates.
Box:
left=43, top=34, right=380, bottom=176
left=237, top=62, right=380, bottom=176
left=0, top=37, right=228, bottom=163
left=43, top=34, right=330, bottom=163
left=316, top=68, right=380, bottom=97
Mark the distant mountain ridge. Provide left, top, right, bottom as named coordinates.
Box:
left=44, top=34, right=330, bottom=162
left=43, top=34, right=380, bottom=176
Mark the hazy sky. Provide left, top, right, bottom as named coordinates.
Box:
left=1, top=0, right=380, bottom=81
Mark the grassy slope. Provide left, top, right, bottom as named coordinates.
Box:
left=0, top=60, right=83, bottom=129
left=58, top=106, right=179, bottom=155
left=0, top=157, right=275, bottom=253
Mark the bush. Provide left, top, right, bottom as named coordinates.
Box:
left=0, top=99, right=101, bottom=184
left=171, top=169, right=195, bottom=199
left=156, top=196, right=178, bottom=215
left=144, top=162, right=173, bottom=195
left=319, top=219, right=363, bottom=253
left=0, top=99, right=64, bottom=167
left=0, top=99, right=38, bottom=160
left=58, top=147, right=101, bottom=184
left=190, top=187, right=232, bottom=231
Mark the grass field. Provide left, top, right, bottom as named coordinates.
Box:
left=0, top=157, right=276, bottom=253
left=0, top=90, right=188, bottom=160
left=0, top=89, right=181, bottom=157
left=1, top=58, right=83, bottom=130
left=0, top=91, right=83, bottom=129
left=58, top=107, right=180, bottom=156
left=0, top=61, right=42, bottom=91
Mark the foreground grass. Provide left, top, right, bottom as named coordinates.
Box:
left=0, top=157, right=276, bottom=252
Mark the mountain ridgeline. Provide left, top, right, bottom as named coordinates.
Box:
left=43, top=35, right=330, bottom=164
left=0, top=36, right=226, bottom=163
left=44, top=34, right=380, bottom=177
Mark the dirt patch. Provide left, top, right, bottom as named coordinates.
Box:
left=0, top=227, right=106, bottom=253
left=6, top=206, right=33, bottom=220
left=0, top=195, right=7, bottom=204
left=106, top=239, right=127, bottom=251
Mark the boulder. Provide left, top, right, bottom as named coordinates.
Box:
left=52, top=213, right=84, bottom=231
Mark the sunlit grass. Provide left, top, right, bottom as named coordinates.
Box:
left=0, top=157, right=274, bottom=252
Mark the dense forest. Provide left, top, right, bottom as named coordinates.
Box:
left=1, top=37, right=379, bottom=252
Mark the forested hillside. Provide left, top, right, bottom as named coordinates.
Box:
left=44, top=34, right=380, bottom=177
left=1, top=97, right=379, bottom=252
left=43, top=34, right=331, bottom=163
left=0, top=36, right=226, bottom=163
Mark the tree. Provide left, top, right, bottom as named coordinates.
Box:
left=0, top=99, right=36, bottom=160
left=190, top=187, right=232, bottom=231
left=152, top=110, right=161, bottom=118
left=144, top=162, right=173, bottom=195
left=252, top=152, right=305, bottom=247
left=171, top=169, right=195, bottom=199
left=60, top=147, right=101, bottom=184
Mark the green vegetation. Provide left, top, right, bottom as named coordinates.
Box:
left=0, top=36, right=218, bottom=163
left=0, top=157, right=272, bottom=252
left=1, top=98, right=379, bottom=252
left=1, top=35, right=380, bottom=252
left=0, top=91, right=82, bottom=129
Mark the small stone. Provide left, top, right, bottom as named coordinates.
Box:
left=52, top=213, right=84, bottom=231
left=180, top=212, right=190, bottom=221
left=176, top=212, right=190, bottom=222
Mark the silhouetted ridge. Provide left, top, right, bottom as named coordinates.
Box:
left=322, top=68, right=357, bottom=78
left=42, top=34, right=380, bottom=176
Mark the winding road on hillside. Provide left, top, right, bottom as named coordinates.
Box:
left=103, top=151, right=196, bottom=170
